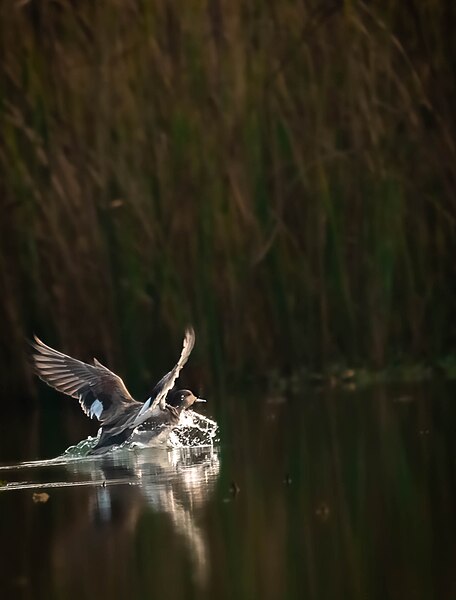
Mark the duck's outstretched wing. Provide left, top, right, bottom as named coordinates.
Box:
left=150, top=327, right=195, bottom=411
left=32, top=336, right=140, bottom=425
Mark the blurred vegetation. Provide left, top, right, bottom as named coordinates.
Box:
left=1, top=0, right=456, bottom=397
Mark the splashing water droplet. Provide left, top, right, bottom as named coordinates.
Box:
left=168, top=410, right=219, bottom=448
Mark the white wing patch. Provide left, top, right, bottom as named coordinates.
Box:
left=89, top=399, right=104, bottom=420
left=137, top=397, right=152, bottom=419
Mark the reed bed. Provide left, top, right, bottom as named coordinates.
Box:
left=1, top=0, right=456, bottom=397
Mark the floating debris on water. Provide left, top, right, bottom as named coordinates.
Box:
left=229, top=481, right=240, bottom=496
left=32, top=492, right=50, bottom=503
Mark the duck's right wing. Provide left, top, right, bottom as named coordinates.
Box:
left=32, top=336, right=141, bottom=425
left=149, top=327, right=195, bottom=411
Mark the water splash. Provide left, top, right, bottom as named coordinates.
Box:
left=167, top=410, right=219, bottom=448
left=62, top=436, right=100, bottom=458
left=0, top=412, right=219, bottom=470
left=62, top=410, right=219, bottom=458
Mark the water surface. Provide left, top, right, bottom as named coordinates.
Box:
left=1, top=382, right=456, bottom=600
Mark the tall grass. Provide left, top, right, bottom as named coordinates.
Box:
left=1, top=0, right=456, bottom=396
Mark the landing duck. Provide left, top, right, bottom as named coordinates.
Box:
left=32, top=328, right=204, bottom=454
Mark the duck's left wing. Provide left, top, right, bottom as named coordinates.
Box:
left=149, top=327, right=195, bottom=411
left=32, top=336, right=140, bottom=425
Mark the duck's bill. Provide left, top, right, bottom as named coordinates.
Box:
left=195, top=398, right=206, bottom=403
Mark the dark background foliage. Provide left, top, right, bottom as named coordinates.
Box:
left=1, top=0, right=456, bottom=398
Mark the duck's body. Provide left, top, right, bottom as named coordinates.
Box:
left=32, top=328, right=203, bottom=454
left=90, top=389, right=200, bottom=454
left=117, top=389, right=198, bottom=451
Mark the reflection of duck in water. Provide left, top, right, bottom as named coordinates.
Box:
left=32, top=328, right=206, bottom=454
left=56, top=447, right=220, bottom=591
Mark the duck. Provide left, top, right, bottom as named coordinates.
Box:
left=32, top=328, right=205, bottom=455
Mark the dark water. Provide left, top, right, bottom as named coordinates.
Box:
left=1, top=382, right=456, bottom=600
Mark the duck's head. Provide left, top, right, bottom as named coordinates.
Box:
left=167, top=389, right=206, bottom=412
